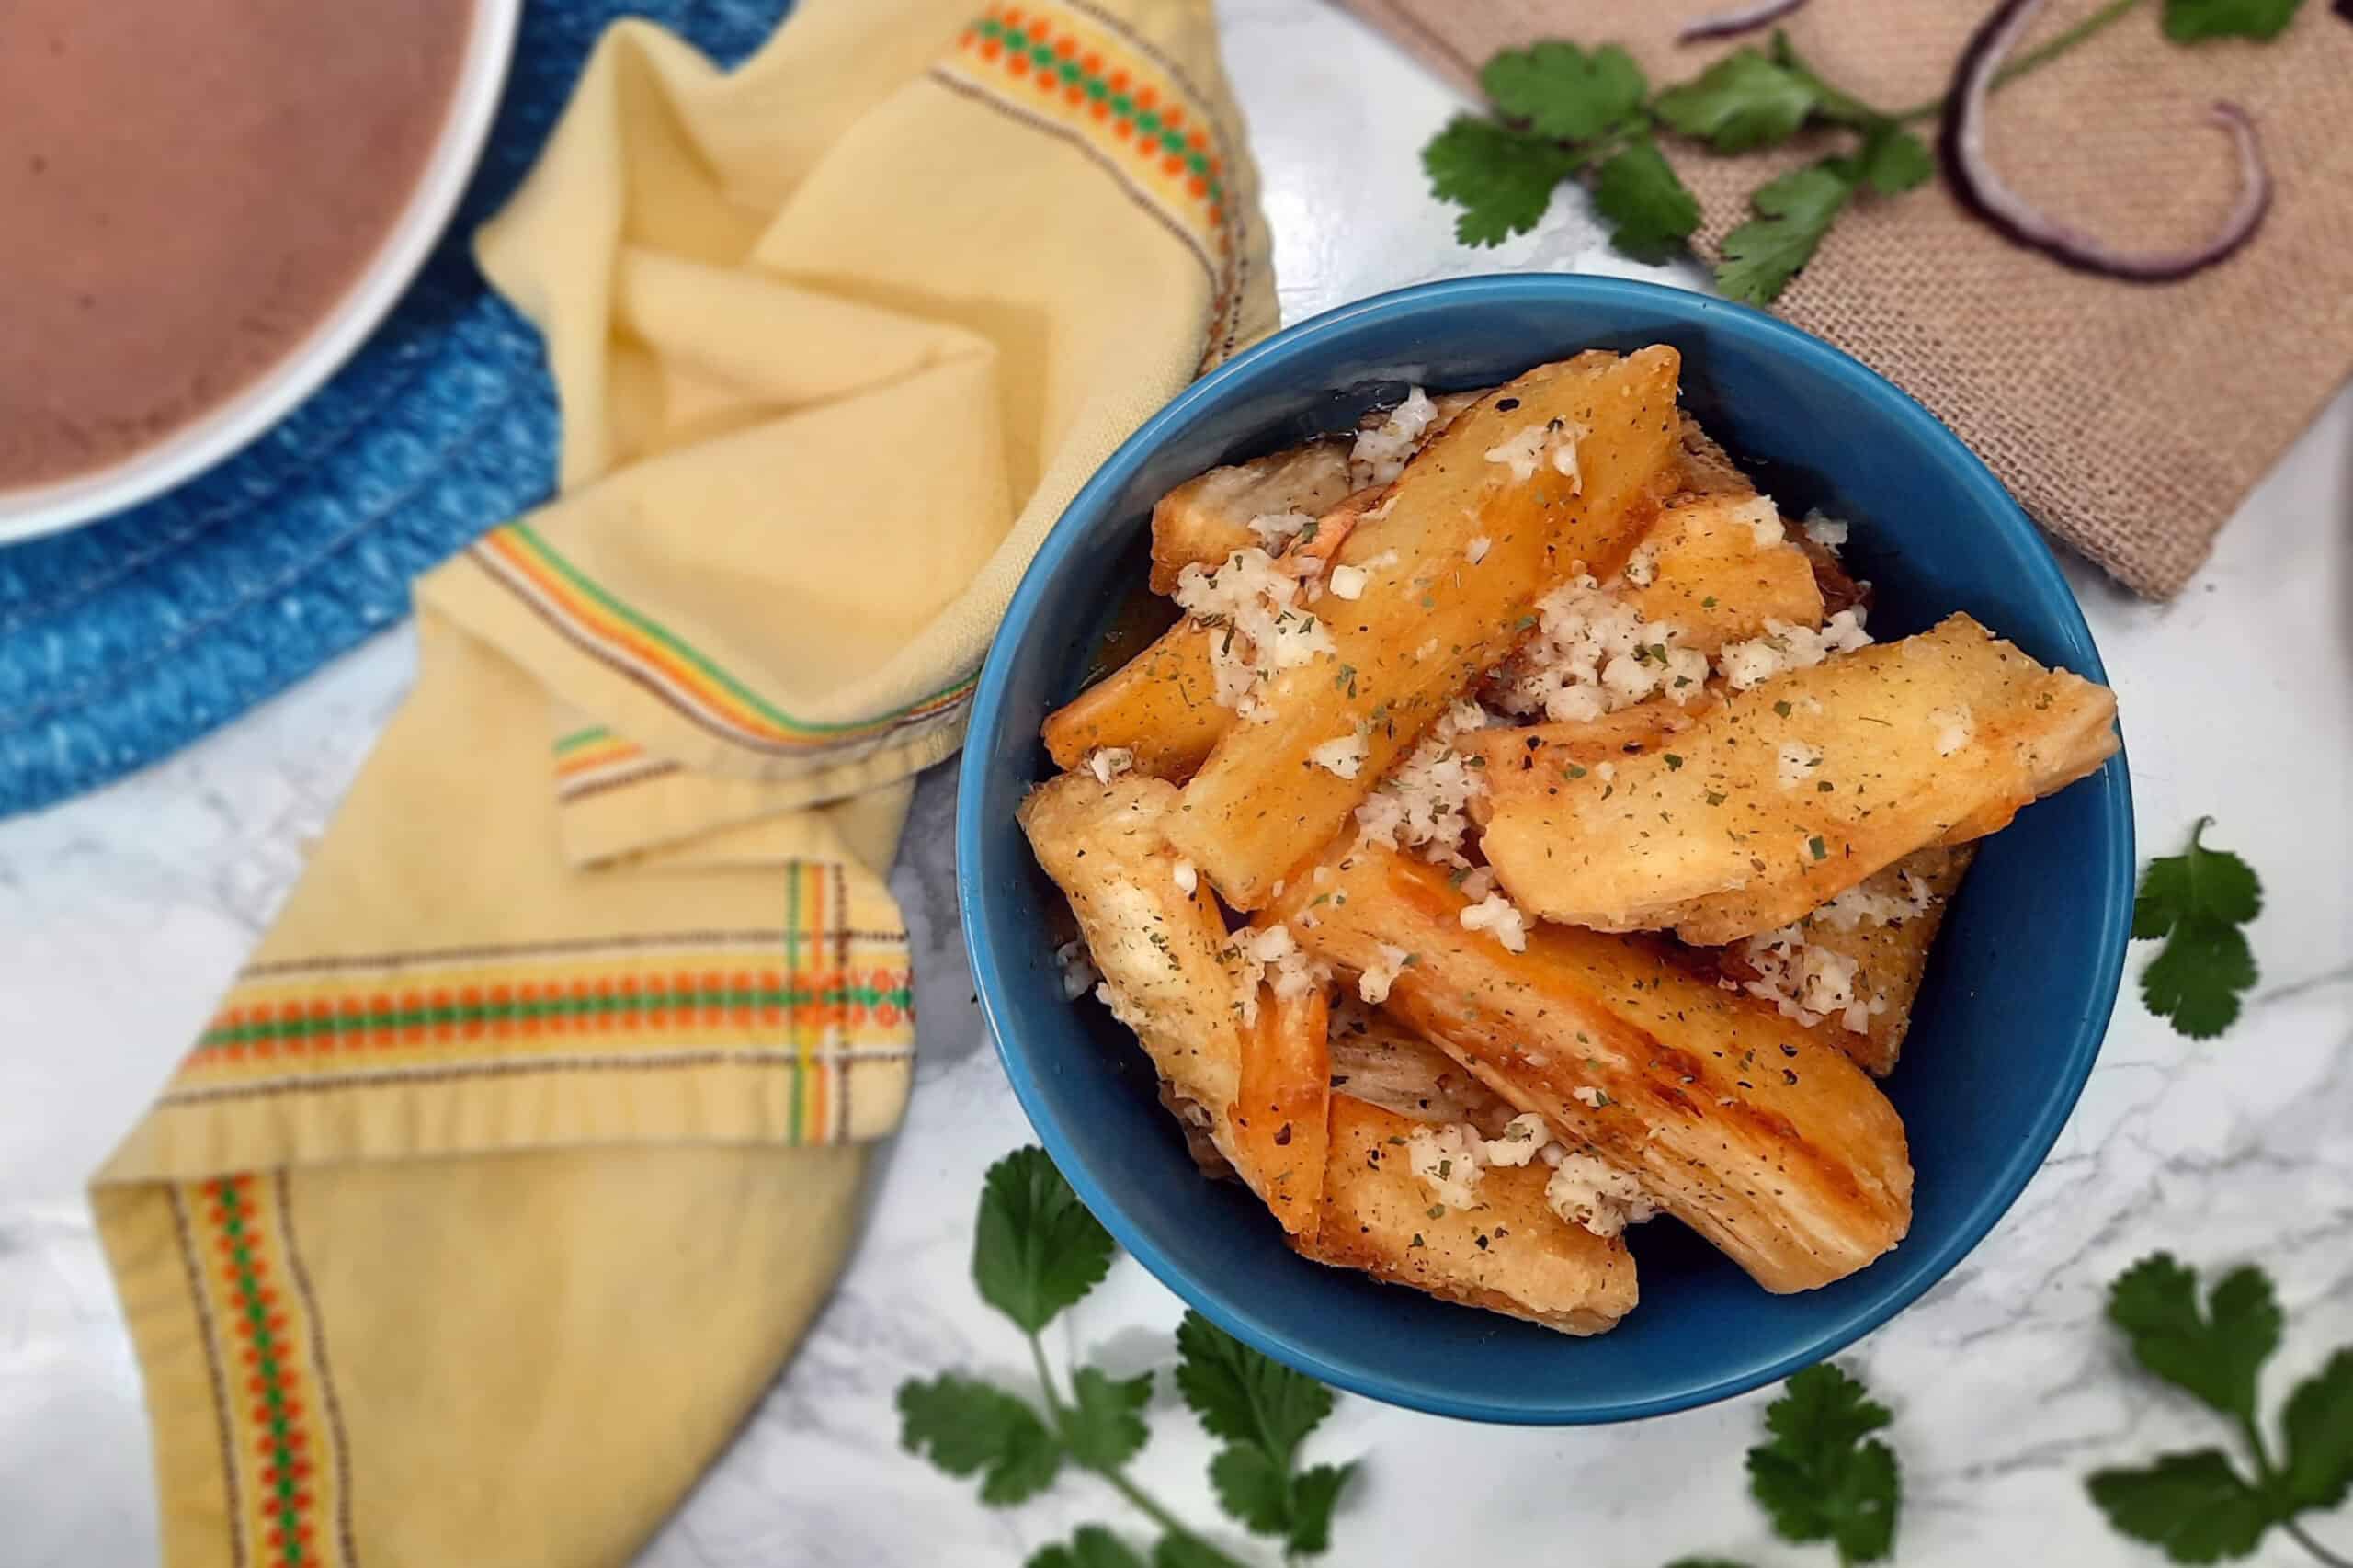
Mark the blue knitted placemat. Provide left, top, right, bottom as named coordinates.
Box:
left=0, top=0, right=793, bottom=819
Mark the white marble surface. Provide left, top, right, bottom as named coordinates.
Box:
left=3, top=2, right=2350, bottom=1563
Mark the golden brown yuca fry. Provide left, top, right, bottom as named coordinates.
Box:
left=1168, top=347, right=1687, bottom=910
left=1149, top=439, right=1355, bottom=594
left=1233, top=978, right=1332, bottom=1237
left=1267, top=843, right=1913, bottom=1293
left=1675, top=413, right=1754, bottom=497
left=1042, top=622, right=1228, bottom=779
left=1016, top=772, right=1248, bottom=1169
left=1460, top=699, right=1719, bottom=809
left=1301, top=1095, right=1638, bottom=1334
left=1720, top=846, right=1977, bottom=1077
left=1045, top=487, right=1388, bottom=781
left=1326, top=997, right=1515, bottom=1129
left=1620, top=493, right=1824, bottom=649
left=1479, top=613, right=2118, bottom=946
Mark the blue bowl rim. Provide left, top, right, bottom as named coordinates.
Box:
left=956, top=274, right=2134, bottom=1425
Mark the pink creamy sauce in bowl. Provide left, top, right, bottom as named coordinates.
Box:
left=0, top=0, right=517, bottom=540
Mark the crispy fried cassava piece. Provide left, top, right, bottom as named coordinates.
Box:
left=1461, top=699, right=1719, bottom=795
left=1041, top=622, right=1228, bottom=780
left=1168, top=347, right=1687, bottom=910
left=1233, top=974, right=1332, bottom=1237
left=1149, top=439, right=1355, bottom=594
left=1728, top=846, right=1976, bottom=1077
left=1269, top=844, right=1913, bottom=1293
left=1146, top=389, right=1496, bottom=593
left=1044, top=487, right=1389, bottom=781
left=1327, top=996, right=1516, bottom=1129
left=1621, top=493, right=1824, bottom=649
left=1479, top=613, right=2119, bottom=946
left=1017, top=772, right=1250, bottom=1173
left=1302, top=1095, right=1638, bottom=1335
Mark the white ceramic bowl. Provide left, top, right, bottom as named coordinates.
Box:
left=0, top=0, right=522, bottom=545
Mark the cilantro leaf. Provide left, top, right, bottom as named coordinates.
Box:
left=1029, top=1527, right=1148, bottom=1568
left=1480, top=41, right=1648, bottom=142
left=974, top=1147, right=1115, bottom=1333
left=897, top=1374, right=1063, bottom=1505
left=1849, top=124, right=1934, bottom=196
left=2163, top=0, right=2304, bottom=40
left=1175, top=1311, right=1334, bottom=1460
left=2108, top=1255, right=2281, bottom=1420
left=2086, top=1449, right=2277, bottom=1562
left=1285, top=1463, right=1355, bottom=1556
left=1206, top=1444, right=1290, bottom=1535
left=2133, top=818, right=2262, bottom=1039
left=2280, top=1347, right=2353, bottom=1512
left=1064, top=1367, right=1155, bottom=1471
left=1422, top=117, right=1582, bottom=246
left=1593, top=138, right=1702, bottom=262
left=1745, top=1363, right=1900, bottom=1562
left=1717, top=162, right=1856, bottom=306
left=1654, top=50, right=1820, bottom=153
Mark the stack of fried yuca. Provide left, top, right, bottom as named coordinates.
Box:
left=1018, top=349, right=2119, bottom=1333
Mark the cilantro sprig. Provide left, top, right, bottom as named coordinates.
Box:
left=2086, top=1254, right=2353, bottom=1565
left=2133, top=817, right=2263, bottom=1040
left=898, top=1147, right=1357, bottom=1566
left=1421, top=0, right=2311, bottom=305
left=1665, top=1362, right=1905, bottom=1567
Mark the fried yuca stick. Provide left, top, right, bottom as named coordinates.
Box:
left=1479, top=613, right=2118, bottom=946
left=1041, top=622, right=1229, bottom=779
left=1620, top=493, right=1824, bottom=648
left=1233, top=976, right=1332, bottom=1237
left=1150, top=439, right=1355, bottom=594
left=1268, top=844, right=1913, bottom=1293
left=1169, top=347, right=1686, bottom=910
left=1045, top=486, right=1390, bottom=781
left=1017, top=771, right=1246, bottom=1166
left=1303, top=1095, right=1638, bottom=1334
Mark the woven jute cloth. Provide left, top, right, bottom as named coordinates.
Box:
left=1337, top=0, right=2353, bottom=597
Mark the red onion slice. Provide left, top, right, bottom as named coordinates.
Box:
left=1677, top=0, right=1810, bottom=44
left=1939, top=0, right=2272, bottom=282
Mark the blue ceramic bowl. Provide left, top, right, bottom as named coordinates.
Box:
left=956, top=276, right=2132, bottom=1424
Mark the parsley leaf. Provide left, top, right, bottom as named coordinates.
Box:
left=1745, top=1363, right=1901, bottom=1562
left=1664, top=1561, right=1758, bottom=1568
left=1064, top=1367, right=1156, bottom=1471
left=973, top=1147, right=1115, bottom=1333
left=898, top=1374, right=1063, bottom=1505
left=2132, top=817, right=2262, bottom=1039
left=1029, top=1526, right=1148, bottom=1568
left=1480, top=41, right=1648, bottom=142
left=1176, top=1311, right=1352, bottom=1555
left=2086, top=1449, right=2277, bottom=1562
left=1716, top=162, right=1856, bottom=306
left=1423, top=117, right=1581, bottom=246
left=2108, top=1254, right=2281, bottom=1420
left=2163, top=0, right=2304, bottom=40
left=2280, top=1348, right=2353, bottom=1511
left=1593, top=138, right=1702, bottom=262
left=1654, top=49, right=1820, bottom=153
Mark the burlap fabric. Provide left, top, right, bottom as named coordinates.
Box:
left=1337, top=0, right=2353, bottom=597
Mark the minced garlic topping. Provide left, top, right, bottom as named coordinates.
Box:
left=1172, top=548, right=1336, bottom=722
left=1483, top=416, right=1588, bottom=489
left=1544, top=1153, right=1656, bottom=1238
left=1308, top=726, right=1371, bottom=779
left=1490, top=575, right=1710, bottom=723
left=1460, top=891, right=1529, bottom=953
left=1226, top=923, right=1333, bottom=1027
left=1718, top=609, right=1873, bottom=691
left=1349, top=387, right=1438, bottom=489
left=1086, top=747, right=1135, bottom=784
left=1352, top=701, right=1495, bottom=867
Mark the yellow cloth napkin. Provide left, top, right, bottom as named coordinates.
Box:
left=91, top=2, right=1275, bottom=1562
